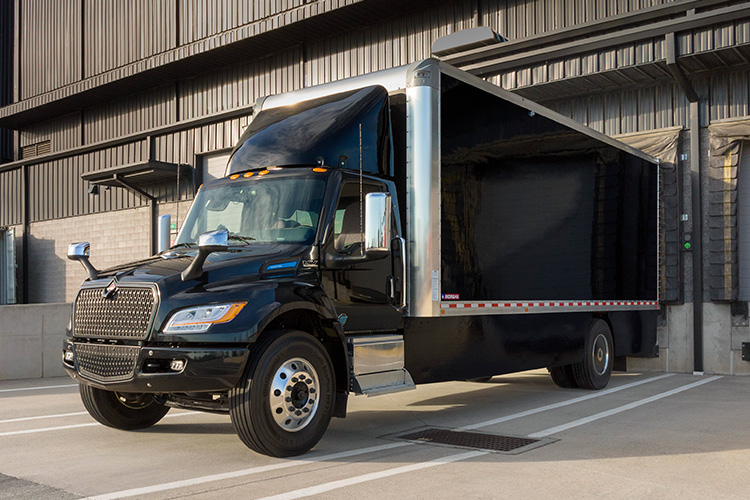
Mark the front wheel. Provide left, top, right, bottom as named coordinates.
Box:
left=229, top=330, right=335, bottom=457
left=572, top=319, right=614, bottom=390
left=79, top=385, right=169, bottom=430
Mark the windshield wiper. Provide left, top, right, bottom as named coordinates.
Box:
left=169, top=242, right=196, bottom=249
left=228, top=235, right=256, bottom=245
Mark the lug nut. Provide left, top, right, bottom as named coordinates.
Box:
left=295, top=410, right=302, bottom=416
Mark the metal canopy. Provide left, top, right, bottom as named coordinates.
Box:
left=81, top=161, right=185, bottom=189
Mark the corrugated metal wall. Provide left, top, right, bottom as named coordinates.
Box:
left=84, top=0, right=177, bottom=78
left=177, top=0, right=305, bottom=45
left=306, top=0, right=476, bottom=86
left=0, top=0, right=13, bottom=164
left=20, top=0, right=82, bottom=99
left=20, top=113, right=82, bottom=153
left=545, top=68, right=750, bottom=135
left=484, top=0, right=677, bottom=38
left=0, top=168, right=23, bottom=226
left=84, top=85, right=176, bottom=143
left=179, top=48, right=302, bottom=120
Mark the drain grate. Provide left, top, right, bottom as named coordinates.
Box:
left=397, top=428, right=540, bottom=453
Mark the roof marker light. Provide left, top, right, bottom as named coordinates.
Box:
left=243, top=172, right=254, bottom=178
left=229, top=174, right=240, bottom=180
left=258, top=170, right=270, bottom=176
left=313, top=167, right=327, bottom=173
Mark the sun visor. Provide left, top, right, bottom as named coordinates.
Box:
left=228, top=85, right=393, bottom=176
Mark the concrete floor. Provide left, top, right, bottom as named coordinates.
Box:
left=1, top=370, right=749, bottom=499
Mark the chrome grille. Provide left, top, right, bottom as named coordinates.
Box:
left=75, top=343, right=140, bottom=382
left=74, top=286, right=156, bottom=340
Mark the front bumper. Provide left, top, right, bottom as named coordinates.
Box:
left=62, top=338, right=249, bottom=392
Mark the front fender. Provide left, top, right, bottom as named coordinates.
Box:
left=154, top=279, right=340, bottom=345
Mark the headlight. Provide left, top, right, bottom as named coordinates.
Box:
left=162, top=302, right=247, bottom=334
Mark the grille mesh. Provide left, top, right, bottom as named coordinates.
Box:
left=398, top=428, right=539, bottom=452
left=74, top=287, right=155, bottom=340
left=75, top=343, right=140, bottom=382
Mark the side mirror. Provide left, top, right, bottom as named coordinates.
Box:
left=67, top=242, right=99, bottom=280
left=181, top=229, right=229, bottom=281
left=364, top=192, right=391, bottom=258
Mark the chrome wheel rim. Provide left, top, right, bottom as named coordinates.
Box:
left=269, top=357, right=319, bottom=432
left=592, top=333, right=610, bottom=376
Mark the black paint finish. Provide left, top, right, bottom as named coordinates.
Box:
left=404, top=313, right=592, bottom=384
left=440, top=74, right=658, bottom=303
left=229, top=86, right=393, bottom=176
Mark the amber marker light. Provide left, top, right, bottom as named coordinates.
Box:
left=243, top=172, right=254, bottom=178
left=312, top=167, right=327, bottom=173
left=258, top=170, right=270, bottom=176
left=229, top=174, right=240, bottom=180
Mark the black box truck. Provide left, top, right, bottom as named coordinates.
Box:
left=63, top=58, right=659, bottom=457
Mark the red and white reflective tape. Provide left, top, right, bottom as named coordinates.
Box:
left=440, top=300, right=659, bottom=310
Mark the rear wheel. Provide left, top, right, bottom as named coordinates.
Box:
left=547, top=365, right=578, bottom=388
left=229, top=330, right=335, bottom=457
left=572, top=319, right=614, bottom=390
left=79, top=385, right=169, bottom=430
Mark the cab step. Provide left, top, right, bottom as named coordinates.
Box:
left=347, top=334, right=416, bottom=396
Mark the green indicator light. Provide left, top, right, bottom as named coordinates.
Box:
left=684, top=242, right=691, bottom=250
left=170, top=223, right=177, bottom=230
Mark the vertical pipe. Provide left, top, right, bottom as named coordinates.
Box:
left=690, top=100, right=703, bottom=373
left=157, top=214, right=171, bottom=253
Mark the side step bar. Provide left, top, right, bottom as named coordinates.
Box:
left=348, top=334, right=416, bottom=397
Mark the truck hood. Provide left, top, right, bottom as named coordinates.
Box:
left=84, top=243, right=314, bottom=293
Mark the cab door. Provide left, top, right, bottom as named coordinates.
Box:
left=320, top=179, right=402, bottom=333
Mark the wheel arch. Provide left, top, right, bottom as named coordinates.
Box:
left=254, top=305, right=349, bottom=418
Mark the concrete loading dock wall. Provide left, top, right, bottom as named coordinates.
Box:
left=0, top=303, right=70, bottom=380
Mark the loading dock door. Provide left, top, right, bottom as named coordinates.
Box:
left=0, top=227, right=16, bottom=304
left=739, top=142, right=750, bottom=301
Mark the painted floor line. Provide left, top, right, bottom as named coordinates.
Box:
left=458, top=373, right=675, bottom=431
left=78, top=373, right=672, bottom=500
left=0, top=384, right=78, bottom=394
left=0, top=411, right=196, bottom=437
left=80, top=442, right=411, bottom=500
left=255, top=450, right=489, bottom=500
left=0, top=411, right=89, bottom=424
left=254, top=375, right=722, bottom=500
left=529, top=375, right=723, bottom=438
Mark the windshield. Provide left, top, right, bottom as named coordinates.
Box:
left=175, top=173, right=327, bottom=246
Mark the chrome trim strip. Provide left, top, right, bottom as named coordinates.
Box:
left=439, top=300, right=660, bottom=316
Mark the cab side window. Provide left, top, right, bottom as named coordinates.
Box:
left=333, top=183, right=383, bottom=252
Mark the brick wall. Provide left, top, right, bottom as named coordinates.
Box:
left=28, top=207, right=151, bottom=303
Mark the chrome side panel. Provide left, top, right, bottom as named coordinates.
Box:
left=406, top=60, right=441, bottom=317
left=349, top=334, right=404, bottom=376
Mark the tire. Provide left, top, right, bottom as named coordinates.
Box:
left=572, top=319, right=614, bottom=390
left=547, top=365, right=578, bottom=388
left=229, top=330, right=335, bottom=457
left=79, top=385, right=169, bottom=430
